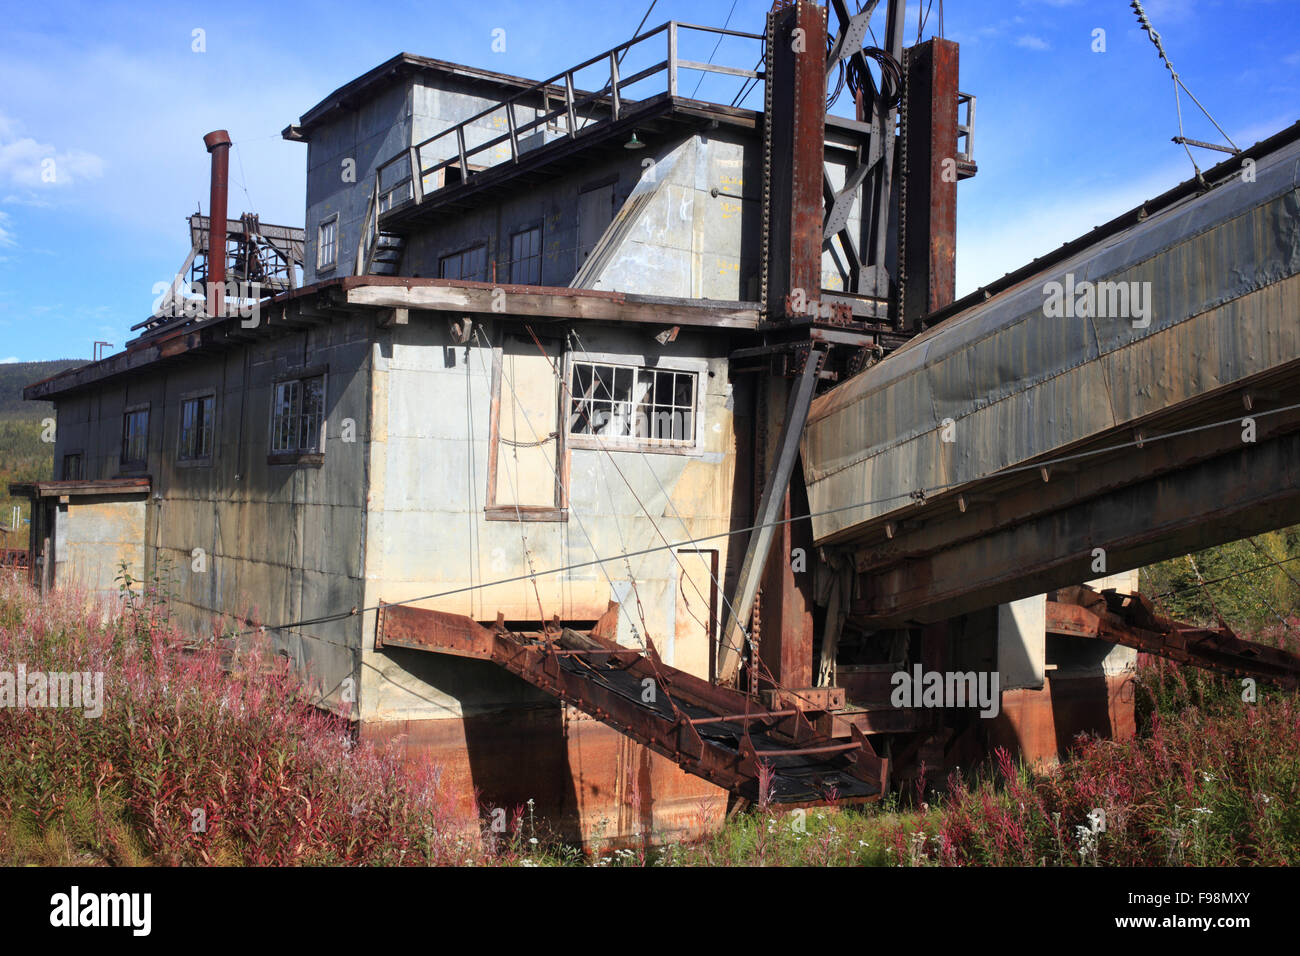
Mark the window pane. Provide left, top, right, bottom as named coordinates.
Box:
left=465, top=246, right=486, bottom=282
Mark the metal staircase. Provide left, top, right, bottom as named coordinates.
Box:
left=355, top=181, right=406, bottom=276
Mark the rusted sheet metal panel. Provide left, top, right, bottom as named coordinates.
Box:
left=901, top=38, right=959, bottom=328
left=361, top=709, right=727, bottom=847
left=989, top=672, right=1137, bottom=770
left=802, top=134, right=1300, bottom=544
left=376, top=603, right=883, bottom=805
left=763, top=1, right=829, bottom=315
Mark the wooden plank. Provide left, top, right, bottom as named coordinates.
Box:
left=344, top=283, right=759, bottom=329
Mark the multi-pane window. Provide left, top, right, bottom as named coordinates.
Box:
left=121, top=407, right=149, bottom=467
left=271, top=375, right=325, bottom=456
left=439, top=244, right=487, bottom=282
left=62, top=453, right=83, bottom=481
left=178, top=394, right=215, bottom=461
left=510, top=226, right=542, bottom=285
left=317, top=216, right=338, bottom=271
left=569, top=362, right=697, bottom=447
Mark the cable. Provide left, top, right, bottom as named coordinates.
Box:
left=1152, top=554, right=1300, bottom=600
left=230, top=395, right=1300, bottom=638
left=689, top=0, right=740, bottom=100
left=1130, top=0, right=1239, bottom=183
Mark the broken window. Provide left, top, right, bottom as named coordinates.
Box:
left=568, top=362, right=696, bottom=448
left=317, top=215, right=338, bottom=271
left=178, top=394, right=216, bottom=462
left=62, top=453, right=83, bottom=481
left=270, top=374, right=325, bottom=458
left=120, top=406, right=149, bottom=469
left=509, top=225, right=542, bottom=285
left=440, top=244, right=488, bottom=282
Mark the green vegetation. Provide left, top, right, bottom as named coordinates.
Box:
left=1, top=567, right=1297, bottom=867
left=0, top=359, right=84, bottom=545
left=1141, top=530, right=1300, bottom=631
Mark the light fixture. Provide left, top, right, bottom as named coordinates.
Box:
left=624, top=130, right=646, bottom=150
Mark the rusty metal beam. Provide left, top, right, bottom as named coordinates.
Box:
left=852, top=432, right=1300, bottom=626
left=900, top=38, right=959, bottom=329
left=1047, top=588, right=1300, bottom=690
left=763, top=1, right=829, bottom=318
left=375, top=603, right=883, bottom=805
left=718, top=350, right=824, bottom=683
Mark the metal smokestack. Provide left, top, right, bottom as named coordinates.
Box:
left=203, top=130, right=232, bottom=317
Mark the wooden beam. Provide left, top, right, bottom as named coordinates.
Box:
left=345, top=283, right=759, bottom=330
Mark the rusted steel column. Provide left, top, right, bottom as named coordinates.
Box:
left=764, top=1, right=828, bottom=317
left=717, top=352, right=823, bottom=684
left=203, top=130, right=233, bottom=318
left=901, top=39, right=959, bottom=329
left=758, top=461, right=816, bottom=690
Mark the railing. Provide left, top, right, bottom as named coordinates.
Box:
left=354, top=179, right=380, bottom=276
left=374, top=21, right=765, bottom=216
left=957, top=91, right=976, bottom=165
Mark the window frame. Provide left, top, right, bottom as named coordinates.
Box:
left=61, top=451, right=85, bottom=481
left=439, top=242, right=489, bottom=283
left=317, top=214, right=339, bottom=273
left=508, top=222, right=543, bottom=286
left=176, top=389, right=217, bottom=467
left=563, top=352, right=705, bottom=456
left=119, top=403, right=150, bottom=472
left=267, top=366, right=328, bottom=466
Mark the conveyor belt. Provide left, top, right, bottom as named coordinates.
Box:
left=375, top=603, right=884, bottom=805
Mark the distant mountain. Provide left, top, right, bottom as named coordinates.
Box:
left=0, top=359, right=87, bottom=422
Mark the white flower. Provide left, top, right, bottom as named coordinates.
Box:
left=529, top=836, right=539, bottom=844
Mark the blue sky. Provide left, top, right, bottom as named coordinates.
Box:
left=0, top=0, right=1295, bottom=362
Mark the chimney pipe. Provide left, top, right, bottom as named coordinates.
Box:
left=203, top=130, right=233, bottom=318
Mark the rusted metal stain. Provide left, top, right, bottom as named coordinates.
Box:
left=376, top=602, right=883, bottom=805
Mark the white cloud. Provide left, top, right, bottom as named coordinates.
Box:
left=1015, top=35, right=1051, bottom=51
left=0, top=357, right=20, bottom=363
left=0, top=210, right=14, bottom=246
left=0, top=117, right=105, bottom=188
left=3, top=191, right=52, bottom=208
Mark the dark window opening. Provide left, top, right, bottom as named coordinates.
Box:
left=178, top=395, right=216, bottom=462
left=121, top=408, right=149, bottom=469
left=271, top=375, right=325, bottom=457
left=440, top=244, right=488, bottom=283
left=510, top=225, right=542, bottom=285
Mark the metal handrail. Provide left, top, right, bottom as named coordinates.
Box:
left=374, top=21, right=764, bottom=214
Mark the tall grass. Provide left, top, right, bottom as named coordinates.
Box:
left=0, top=574, right=514, bottom=865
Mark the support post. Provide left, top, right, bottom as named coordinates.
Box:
left=717, top=351, right=824, bottom=684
